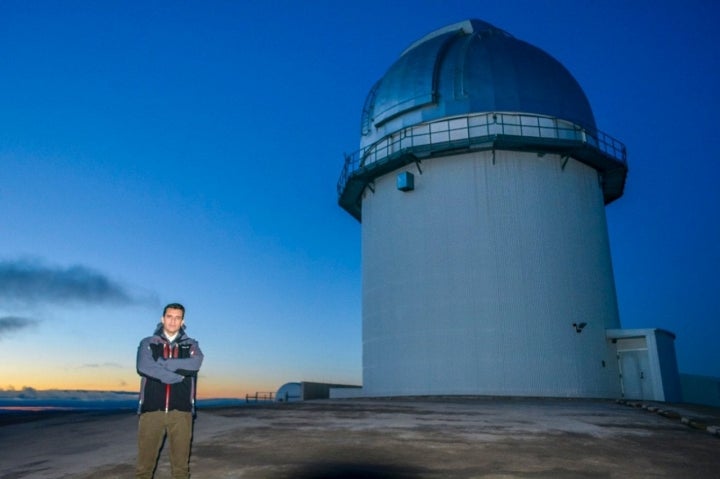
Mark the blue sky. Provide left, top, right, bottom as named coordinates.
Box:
left=1, top=0, right=718, bottom=398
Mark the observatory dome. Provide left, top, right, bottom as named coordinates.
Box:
left=339, top=18, right=627, bottom=220
left=361, top=19, right=596, bottom=147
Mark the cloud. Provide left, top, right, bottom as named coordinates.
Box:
left=0, top=259, right=145, bottom=306
left=79, top=362, right=123, bottom=369
left=0, top=316, right=38, bottom=338
left=0, top=386, right=39, bottom=399
left=0, top=387, right=136, bottom=401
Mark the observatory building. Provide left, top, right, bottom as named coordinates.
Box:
left=337, top=20, right=681, bottom=401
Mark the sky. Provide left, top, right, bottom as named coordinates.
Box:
left=1, top=0, right=718, bottom=400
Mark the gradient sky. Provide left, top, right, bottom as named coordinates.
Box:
left=1, top=0, right=718, bottom=399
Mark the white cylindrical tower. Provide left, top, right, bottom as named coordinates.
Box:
left=338, top=20, right=628, bottom=398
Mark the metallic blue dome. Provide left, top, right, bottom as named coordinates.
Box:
left=361, top=19, right=596, bottom=148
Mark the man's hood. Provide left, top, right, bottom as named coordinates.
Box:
left=153, top=322, right=187, bottom=340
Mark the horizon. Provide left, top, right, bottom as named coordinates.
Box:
left=0, top=387, right=265, bottom=414
left=0, top=386, right=278, bottom=403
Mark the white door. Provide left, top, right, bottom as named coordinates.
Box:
left=618, top=350, right=652, bottom=400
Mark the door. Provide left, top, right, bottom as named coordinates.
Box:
left=618, top=350, right=652, bottom=400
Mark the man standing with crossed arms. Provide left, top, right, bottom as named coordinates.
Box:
left=136, top=303, right=204, bottom=478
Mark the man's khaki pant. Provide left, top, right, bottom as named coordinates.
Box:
left=136, top=410, right=194, bottom=479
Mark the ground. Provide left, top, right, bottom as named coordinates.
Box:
left=0, top=397, right=718, bottom=478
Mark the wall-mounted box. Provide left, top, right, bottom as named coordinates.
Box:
left=397, top=171, right=414, bottom=191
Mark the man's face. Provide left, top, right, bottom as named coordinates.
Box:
left=162, top=308, right=184, bottom=336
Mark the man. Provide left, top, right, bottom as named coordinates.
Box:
left=136, top=303, right=204, bottom=479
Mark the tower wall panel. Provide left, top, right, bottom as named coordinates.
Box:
left=361, top=150, right=621, bottom=397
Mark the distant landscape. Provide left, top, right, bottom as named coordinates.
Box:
left=0, top=388, right=252, bottom=415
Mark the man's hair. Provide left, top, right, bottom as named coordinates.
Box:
left=163, top=303, right=185, bottom=318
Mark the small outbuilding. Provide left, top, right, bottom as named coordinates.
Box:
left=607, top=329, right=682, bottom=402
left=276, top=381, right=361, bottom=402
left=275, top=382, right=302, bottom=402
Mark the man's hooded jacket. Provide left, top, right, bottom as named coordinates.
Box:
left=136, top=323, right=203, bottom=414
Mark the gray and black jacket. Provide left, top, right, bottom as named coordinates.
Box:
left=136, top=323, right=204, bottom=415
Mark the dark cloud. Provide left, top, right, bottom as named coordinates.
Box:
left=0, top=316, right=38, bottom=338
left=0, top=260, right=140, bottom=306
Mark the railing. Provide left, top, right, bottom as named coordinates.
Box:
left=337, top=112, right=626, bottom=198
left=245, top=392, right=275, bottom=403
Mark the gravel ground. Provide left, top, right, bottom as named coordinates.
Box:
left=1, top=397, right=718, bottom=478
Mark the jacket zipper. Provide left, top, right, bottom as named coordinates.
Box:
left=163, top=343, right=178, bottom=412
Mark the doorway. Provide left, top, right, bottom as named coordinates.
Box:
left=618, top=349, right=651, bottom=400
